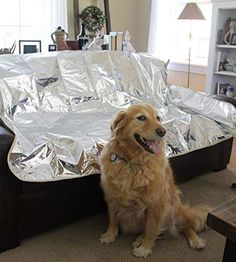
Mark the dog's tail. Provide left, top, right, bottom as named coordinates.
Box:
left=172, top=204, right=210, bottom=235
left=179, top=205, right=212, bottom=249
left=185, top=205, right=210, bottom=232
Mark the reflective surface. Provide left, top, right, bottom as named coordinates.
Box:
left=0, top=51, right=234, bottom=182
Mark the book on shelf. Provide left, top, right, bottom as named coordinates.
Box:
left=110, top=32, right=117, bottom=50
left=105, top=32, right=123, bottom=51
left=215, top=51, right=222, bottom=71
left=116, top=32, right=123, bottom=51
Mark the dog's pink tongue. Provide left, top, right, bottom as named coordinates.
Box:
left=149, top=141, right=161, bottom=155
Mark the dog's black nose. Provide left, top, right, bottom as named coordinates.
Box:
left=156, top=127, right=166, bottom=137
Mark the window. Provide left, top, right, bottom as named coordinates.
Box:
left=148, top=0, right=212, bottom=68
left=0, top=0, right=67, bottom=53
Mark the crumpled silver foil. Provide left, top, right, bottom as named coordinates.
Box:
left=0, top=51, right=234, bottom=182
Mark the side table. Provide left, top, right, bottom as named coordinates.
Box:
left=207, top=198, right=236, bottom=262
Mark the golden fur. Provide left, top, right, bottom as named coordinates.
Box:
left=99, top=103, right=207, bottom=258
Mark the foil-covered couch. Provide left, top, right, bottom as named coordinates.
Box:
left=0, top=51, right=235, bottom=252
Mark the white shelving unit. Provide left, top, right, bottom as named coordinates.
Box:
left=214, top=71, right=236, bottom=77
left=216, top=44, right=236, bottom=49
left=205, top=1, right=236, bottom=96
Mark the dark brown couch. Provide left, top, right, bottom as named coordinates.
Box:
left=0, top=95, right=235, bottom=252
left=0, top=119, right=107, bottom=252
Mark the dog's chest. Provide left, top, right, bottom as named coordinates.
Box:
left=107, top=165, right=161, bottom=203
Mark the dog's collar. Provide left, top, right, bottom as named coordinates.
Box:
left=110, top=153, right=126, bottom=164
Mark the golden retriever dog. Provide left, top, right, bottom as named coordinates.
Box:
left=99, top=103, right=207, bottom=258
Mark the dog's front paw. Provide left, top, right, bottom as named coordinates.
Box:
left=132, top=235, right=143, bottom=248
left=190, top=237, right=206, bottom=250
left=100, top=231, right=118, bottom=244
left=133, top=245, right=152, bottom=258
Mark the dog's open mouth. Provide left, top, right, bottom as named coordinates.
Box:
left=134, top=133, right=161, bottom=155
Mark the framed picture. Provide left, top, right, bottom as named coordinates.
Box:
left=216, top=82, right=228, bottom=95
left=230, top=33, right=236, bottom=45
left=48, top=44, right=57, bottom=52
left=19, top=40, right=41, bottom=54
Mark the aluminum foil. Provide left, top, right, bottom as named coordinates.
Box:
left=0, top=51, right=234, bottom=182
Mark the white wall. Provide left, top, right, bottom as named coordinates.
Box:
left=109, top=0, right=151, bottom=52
left=67, top=0, right=151, bottom=52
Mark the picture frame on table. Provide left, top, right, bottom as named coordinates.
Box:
left=230, top=34, right=236, bottom=45
left=48, top=44, right=57, bottom=52
left=19, top=40, right=41, bottom=54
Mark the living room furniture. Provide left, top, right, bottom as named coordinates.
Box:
left=0, top=51, right=235, bottom=253
left=0, top=118, right=106, bottom=252
left=205, top=1, right=236, bottom=96
left=0, top=116, right=233, bottom=252
left=207, top=198, right=236, bottom=262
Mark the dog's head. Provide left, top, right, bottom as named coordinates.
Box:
left=111, top=104, right=166, bottom=155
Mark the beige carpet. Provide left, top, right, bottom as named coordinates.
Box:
left=1, top=141, right=236, bottom=262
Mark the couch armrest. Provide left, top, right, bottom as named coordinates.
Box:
left=0, top=117, right=10, bottom=130
left=211, top=94, right=236, bottom=108
left=0, top=125, right=14, bottom=169
left=0, top=125, right=20, bottom=252
left=167, top=86, right=236, bottom=127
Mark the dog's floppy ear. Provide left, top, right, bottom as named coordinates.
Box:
left=111, top=110, right=127, bottom=136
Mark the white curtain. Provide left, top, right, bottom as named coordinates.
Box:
left=148, top=0, right=177, bottom=62
left=0, top=0, right=68, bottom=53
left=41, top=0, right=68, bottom=51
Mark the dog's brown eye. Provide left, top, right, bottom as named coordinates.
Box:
left=137, top=115, right=146, bottom=121
left=156, top=116, right=161, bottom=121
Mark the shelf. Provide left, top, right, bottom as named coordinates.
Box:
left=216, top=45, right=236, bottom=49
left=214, top=71, right=236, bottom=77
left=205, top=4, right=236, bottom=94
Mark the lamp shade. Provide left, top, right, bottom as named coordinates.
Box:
left=178, top=3, right=205, bottom=20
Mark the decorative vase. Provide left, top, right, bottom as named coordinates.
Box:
left=51, top=26, right=69, bottom=51
left=77, top=23, right=89, bottom=50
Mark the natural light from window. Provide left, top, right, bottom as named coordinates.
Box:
left=0, top=0, right=67, bottom=53
left=148, top=0, right=212, bottom=68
